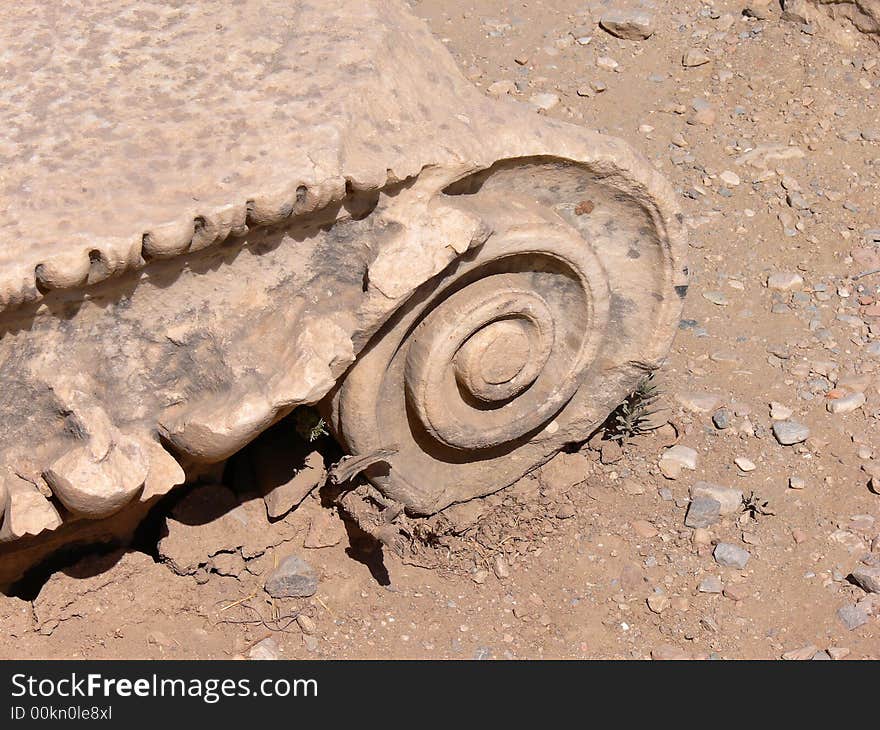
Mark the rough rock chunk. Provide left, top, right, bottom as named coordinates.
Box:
left=685, top=496, right=721, bottom=528
left=675, top=391, right=720, bottom=413
left=257, top=447, right=326, bottom=520
left=713, top=543, right=750, bottom=568
left=772, top=420, right=810, bottom=445
left=691, top=482, right=743, bottom=515
left=44, top=430, right=148, bottom=519
left=767, top=272, right=804, bottom=291
left=264, top=555, right=318, bottom=598
left=682, top=49, right=711, bottom=67
left=850, top=565, right=880, bottom=594
left=837, top=603, right=868, bottom=630
left=599, top=9, right=655, bottom=40
left=659, top=445, right=698, bottom=479
left=249, top=637, right=281, bottom=660
left=529, top=92, right=560, bottom=111
left=782, top=0, right=880, bottom=42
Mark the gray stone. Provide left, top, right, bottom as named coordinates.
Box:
left=772, top=420, right=810, bottom=445
left=850, top=565, right=880, bottom=594
left=712, top=408, right=731, bottom=429
left=264, top=555, right=318, bottom=598
left=837, top=603, right=868, bottom=630
left=713, top=543, right=750, bottom=569
left=698, top=575, right=723, bottom=593
left=685, top=496, right=721, bottom=528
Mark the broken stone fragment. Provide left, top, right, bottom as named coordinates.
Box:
left=837, top=603, right=868, bottom=631
left=713, top=542, right=750, bottom=569
left=767, top=272, right=804, bottom=291
left=685, top=496, right=721, bottom=528
left=0, top=469, right=62, bottom=541
left=690, top=481, right=743, bottom=515
left=682, top=49, right=710, bottom=67
left=528, top=92, right=560, bottom=111
left=259, top=448, right=326, bottom=520
left=770, top=401, right=793, bottom=420
left=264, top=555, right=318, bottom=598
left=651, top=645, right=689, bottom=660
left=781, top=644, right=820, bottom=661
left=248, top=637, right=281, bottom=660
left=772, top=419, right=810, bottom=445
left=599, top=9, right=655, bottom=40
left=850, top=565, right=880, bottom=594
left=659, top=445, right=698, bottom=479
left=675, top=391, right=720, bottom=413
left=140, top=440, right=186, bottom=502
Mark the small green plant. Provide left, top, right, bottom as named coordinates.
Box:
left=606, top=373, right=661, bottom=444
left=293, top=406, right=329, bottom=442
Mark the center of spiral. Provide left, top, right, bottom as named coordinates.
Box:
left=454, top=320, right=532, bottom=400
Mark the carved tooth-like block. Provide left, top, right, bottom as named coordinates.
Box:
left=0, top=470, right=62, bottom=541
left=140, top=440, right=186, bottom=502
left=44, top=435, right=149, bottom=519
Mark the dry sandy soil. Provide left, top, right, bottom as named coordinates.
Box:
left=2, top=0, right=879, bottom=660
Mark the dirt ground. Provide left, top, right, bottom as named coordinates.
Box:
left=2, top=0, right=879, bottom=660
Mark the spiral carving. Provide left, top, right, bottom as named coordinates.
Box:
left=405, top=270, right=597, bottom=451
left=330, top=200, right=614, bottom=514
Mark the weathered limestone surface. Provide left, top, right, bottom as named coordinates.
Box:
left=0, top=0, right=687, bottom=580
